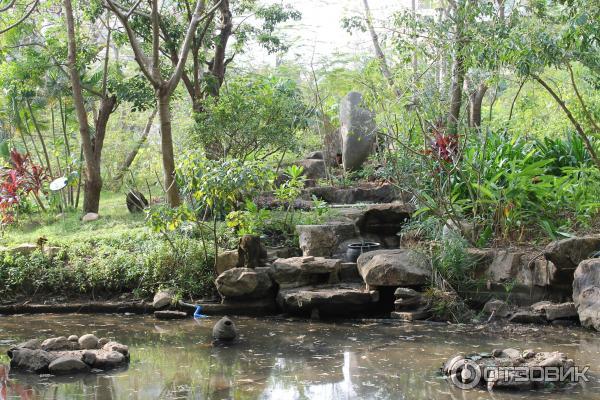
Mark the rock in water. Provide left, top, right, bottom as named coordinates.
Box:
left=153, top=290, right=174, bottom=309
left=49, top=356, right=90, bottom=374
left=212, top=316, right=238, bottom=342
left=126, top=189, right=149, bottom=213
left=78, top=334, right=99, bottom=350
left=573, top=258, right=600, bottom=331
left=340, top=92, right=376, bottom=171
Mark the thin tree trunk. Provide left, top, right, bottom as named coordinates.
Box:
left=363, top=0, right=399, bottom=96
left=26, top=99, right=53, bottom=177
left=447, top=0, right=466, bottom=134
left=469, top=83, right=487, bottom=128
left=534, top=75, right=600, bottom=169
left=158, top=93, right=181, bottom=206
left=113, top=109, right=157, bottom=187
left=63, top=0, right=102, bottom=213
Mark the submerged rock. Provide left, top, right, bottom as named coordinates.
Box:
left=212, top=316, right=238, bottom=342
left=154, top=310, right=188, bottom=320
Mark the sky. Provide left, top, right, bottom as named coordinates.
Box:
left=240, top=0, right=413, bottom=67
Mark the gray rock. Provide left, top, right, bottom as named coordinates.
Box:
left=304, top=184, right=398, bottom=205
left=97, top=338, right=110, bottom=348
left=339, top=262, right=362, bottom=282
left=545, top=235, right=600, bottom=271
left=215, top=267, right=273, bottom=300
left=13, top=338, right=41, bottom=350
left=355, top=203, right=413, bottom=236
left=8, top=348, right=55, bottom=373
left=270, top=257, right=341, bottom=289
left=297, top=159, right=326, bottom=183
left=482, top=299, right=512, bottom=318
left=394, top=287, right=420, bottom=299
left=82, top=212, right=99, bottom=222
left=4, top=243, right=38, bottom=256
left=213, top=316, right=238, bottom=341
left=306, top=151, right=324, bottom=160
left=357, top=249, right=431, bottom=287
left=531, top=301, right=577, bottom=321
left=508, top=310, right=546, bottom=324
left=297, top=223, right=356, bottom=257
left=573, top=258, right=600, bottom=331
left=78, top=334, right=99, bottom=350
left=266, top=246, right=301, bottom=261
left=102, top=341, right=129, bottom=356
left=340, top=92, right=376, bottom=171
left=49, top=356, right=90, bottom=374
left=500, top=348, right=521, bottom=359
left=154, top=310, right=188, bottom=320
left=153, top=290, right=174, bottom=309
left=67, top=335, right=79, bottom=342
left=390, top=308, right=431, bottom=321
left=277, top=283, right=378, bottom=316
left=82, top=351, right=97, bottom=366
left=93, top=351, right=126, bottom=370
left=216, top=250, right=239, bottom=275
left=41, top=336, right=69, bottom=351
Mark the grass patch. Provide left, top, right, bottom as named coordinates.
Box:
left=1, top=191, right=147, bottom=246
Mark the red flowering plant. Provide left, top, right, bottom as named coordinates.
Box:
left=0, top=149, right=48, bottom=225
left=427, top=122, right=459, bottom=163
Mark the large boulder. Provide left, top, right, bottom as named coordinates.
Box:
left=270, top=256, right=341, bottom=289
left=153, top=290, right=174, bottom=309
left=355, top=203, right=413, bottom=236
left=8, top=348, right=55, bottom=373
left=572, top=258, right=600, bottom=331
left=48, top=356, right=90, bottom=374
left=340, top=92, right=377, bottom=171
left=78, top=334, right=99, bottom=350
left=296, top=223, right=356, bottom=257
left=277, top=283, right=378, bottom=316
left=544, top=235, right=600, bottom=272
left=215, top=267, right=273, bottom=300
left=357, top=249, right=431, bottom=287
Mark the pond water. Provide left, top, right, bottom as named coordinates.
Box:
left=0, top=314, right=599, bottom=399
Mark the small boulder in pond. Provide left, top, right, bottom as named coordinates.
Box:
left=212, top=316, right=238, bottom=342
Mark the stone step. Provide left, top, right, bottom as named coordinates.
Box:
left=390, top=308, right=431, bottom=321
left=339, top=262, right=362, bottom=282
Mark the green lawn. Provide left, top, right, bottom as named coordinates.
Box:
left=1, top=191, right=148, bottom=246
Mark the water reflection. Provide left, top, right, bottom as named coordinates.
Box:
left=0, top=314, right=599, bottom=399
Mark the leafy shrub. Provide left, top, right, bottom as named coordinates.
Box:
left=0, top=233, right=215, bottom=300
left=193, top=75, right=311, bottom=160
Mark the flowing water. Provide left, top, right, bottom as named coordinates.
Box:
left=0, top=314, right=599, bottom=399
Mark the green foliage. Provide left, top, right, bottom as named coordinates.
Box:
left=226, top=200, right=271, bottom=236
left=193, top=75, right=311, bottom=160
left=0, top=232, right=215, bottom=300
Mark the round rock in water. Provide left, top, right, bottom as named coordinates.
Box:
left=78, top=334, right=99, bottom=350
left=212, top=316, right=238, bottom=342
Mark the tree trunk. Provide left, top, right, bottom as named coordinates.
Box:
left=469, top=83, right=487, bottom=128
left=362, top=0, right=400, bottom=96
left=209, top=0, right=232, bottom=93
left=113, top=109, right=157, bottom=187
left=447, top=0, right=466, bottom=134
left=158, top=92, right=181, bottom=207
left=64, top=0, right=104, bottom=213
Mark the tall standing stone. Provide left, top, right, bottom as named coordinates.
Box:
left=340, top=92, right=376, bottom=171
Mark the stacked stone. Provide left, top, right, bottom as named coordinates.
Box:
left=390, top=287, right=430, bottom=321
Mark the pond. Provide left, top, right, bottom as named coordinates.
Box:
left=0, top=314, right=599, bottom=399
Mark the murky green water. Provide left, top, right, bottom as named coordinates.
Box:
left=0, top=314, right=599, bottom=399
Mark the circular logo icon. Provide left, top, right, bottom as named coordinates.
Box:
left=449, top=359, right=482, bottom=390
